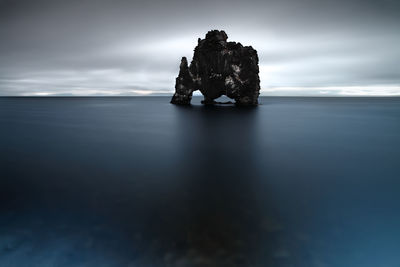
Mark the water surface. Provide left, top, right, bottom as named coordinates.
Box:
left=1, top=97, right=400, bottom=266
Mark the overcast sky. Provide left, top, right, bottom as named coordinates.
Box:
left=0, top=0, right=399, bottom=96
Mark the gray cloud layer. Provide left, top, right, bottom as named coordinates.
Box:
left=0, top=0, right=399, bottom=95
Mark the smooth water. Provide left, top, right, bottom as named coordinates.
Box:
left=0, top=97, right=399, bottom=266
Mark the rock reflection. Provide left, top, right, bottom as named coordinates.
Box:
left=152, top=105, right=266, bottom=266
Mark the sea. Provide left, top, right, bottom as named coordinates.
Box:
left=0, top=96, right=399, bottom=266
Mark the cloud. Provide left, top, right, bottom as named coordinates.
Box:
left=0, top=0, right=399, bottom=96
left=262, top=86, right=400, bottom=96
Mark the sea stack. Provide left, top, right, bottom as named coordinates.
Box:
left=171, top=30, right=260, bottom=106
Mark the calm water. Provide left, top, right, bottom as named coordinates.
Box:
left=0, top=97, right=400, bottom=267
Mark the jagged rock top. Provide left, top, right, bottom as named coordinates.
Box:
left=171, top=30, right=260, bottom=106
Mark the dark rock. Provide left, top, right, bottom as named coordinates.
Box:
left=171, top=30, right=260, bottom=106
left=170, top=57, right=193, bottom=105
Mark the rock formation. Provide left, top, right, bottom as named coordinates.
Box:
left=171, top=30, right=260, bottom=106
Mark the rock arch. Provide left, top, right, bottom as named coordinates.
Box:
left=171, top=30, right=260, bottom=106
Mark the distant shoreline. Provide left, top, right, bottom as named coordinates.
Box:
left=1, top=95, right=399, bottom=98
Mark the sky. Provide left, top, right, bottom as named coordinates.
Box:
left=0, top=0, right=399, bottom=96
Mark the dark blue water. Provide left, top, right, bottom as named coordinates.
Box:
left=1, top=97, right=400, bottom=266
